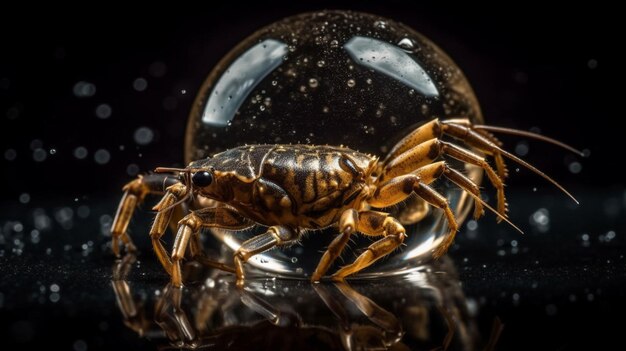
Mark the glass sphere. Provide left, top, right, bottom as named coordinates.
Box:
left=185, top=11, right=483, bottom=278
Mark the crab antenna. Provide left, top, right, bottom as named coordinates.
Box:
left=464, top=191, right=524, bottom=234
left=474, top=125, right=584, bottom=157
left=495, top=146, right=579, bottom=204
left=155, top=167, right=188, bottom=173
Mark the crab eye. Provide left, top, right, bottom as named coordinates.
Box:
left=191, top=171, right=213, bottom=187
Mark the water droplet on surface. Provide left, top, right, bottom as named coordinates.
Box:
left=19, top=193, right=30, bottom=204
left=4, top=149, right=16, bottom=161
left=515, top=142, right=529, bottom=156
left=49, top=293, right=60, bottom=303
left=133, top=78, right=148, bottom=92
left=126, top=163, right=139, bottom=176
left=317, top=60, right=325, bottom=67
left=133, top=127, right=154, bottom=145
left=308, top=78, right=319, bottom=88
left=30, top=139, right=42, bottom=150
left=94, top=149, right=110, bottom=165
left=397, top=38, right=415, bottom=51
left=77, top=205, right=90, bottom=218
left=374, top=20, right=387, bottom=29
left=467, top=220, right=478, bottom=231
left=330, top=40, right=339, bottom=48
left=73, top=81, right=96, bottom=97
left=73, top=340, right=87, bottom=351
left=347, top=79, right=356, bottom=87
left=530, top=208, right=550, bottom=232
left=568, top=161, right=582, bottom=174
left=95, top=104, right=112, bottom=119
left=545, top=304, right=557, bottom=316
left=33, top=148, right=47, bottom=162
left=149, top=61, right=167, bottom=77
left=73, top=147, right=88, bottom=159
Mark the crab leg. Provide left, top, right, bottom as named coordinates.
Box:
left=331, top=211, right=407, bottom=280
left=111, top=174, right=180, bottom=256
left=232, top=225, right=298, bottom=288
left=382, top=138, right=508, bottom=219
left=311, top=209, right=359, bottom=282
left=170, top=207, right=253, bottom=287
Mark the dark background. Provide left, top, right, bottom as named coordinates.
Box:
left=1, top=2, right=623, bottom=351
left=0, top=3, right=617, bottom=196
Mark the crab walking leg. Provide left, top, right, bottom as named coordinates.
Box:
left=369, top=174, right=459, bottom=258
left=154, top=285, right=197, bottom=346
left=111, top=174, right=180, bottom=256
left=382, top=119, right=442, bottom=163
left=334, top=281, right=403, bottom=341
left=150, top=183, right=188, bottom=275
left=170, top=207, right=253, bottom=288
left=413, top=161, right=485, bottom=220
left=382, top=138, right=507, bottom=219
left=331, top=211, right=407, bottom=280
left=233, top=226, right=298, bottom=288
left=382, top=118, right=510, bottom=181
left=311, top=209, right=359, bottom=282
left=111, top=253, right=148, bottom=335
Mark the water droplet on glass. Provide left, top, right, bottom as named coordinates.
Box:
left=347, top=79, right=356, bottom=87
left=291, top=257, right=298, bottom=263
left=317, top=60, right=325, bottom=67
left=330, top=40, right=339, bottom=48
left=308, top=78, right=319, bottom=88
left=397, top=38, right=415, bottom=51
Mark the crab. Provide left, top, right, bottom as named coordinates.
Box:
left=110, top=117, right=579, bottom=287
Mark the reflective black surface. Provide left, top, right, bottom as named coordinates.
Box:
left=1, top=190, right=624, bottom=350
left=0, top=3, right=619, bottom=351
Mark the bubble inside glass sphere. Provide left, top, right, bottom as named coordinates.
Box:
left=185, top=11, right=483, bottom=278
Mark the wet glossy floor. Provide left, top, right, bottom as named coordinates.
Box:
left=0, top=189, right=624, bottom=350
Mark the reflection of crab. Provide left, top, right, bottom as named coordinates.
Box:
left=111, top=118, right=579, bottom=287
left=111, top=253, right=503, bottom=350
